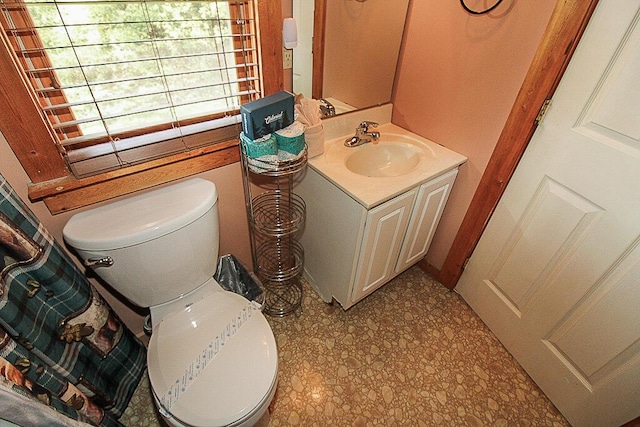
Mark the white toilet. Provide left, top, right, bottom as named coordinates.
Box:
left=63, top=178, right=278, bottom=427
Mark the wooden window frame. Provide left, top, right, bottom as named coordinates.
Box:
left=0, top=0, right=283, bottom=214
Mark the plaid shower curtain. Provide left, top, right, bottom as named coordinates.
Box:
left=0, top=174, right=146, bottom=427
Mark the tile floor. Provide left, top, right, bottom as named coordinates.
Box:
left=120, top=267, right=568, bottom=426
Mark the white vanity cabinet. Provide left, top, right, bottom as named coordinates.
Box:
left=298, top=167, right=459, bottom=309
left=394, top=169, right=458, bottom=273
left=351, top=189, right=416, bottom=303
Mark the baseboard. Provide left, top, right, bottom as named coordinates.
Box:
left=417, top=258, right=441, bottom=283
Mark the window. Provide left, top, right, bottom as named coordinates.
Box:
left=3, top=0, right=261, bottom=177
left=0, top=0, right=282, bottom=213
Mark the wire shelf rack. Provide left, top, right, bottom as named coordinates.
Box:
left=251, top=191, right=306, bottom=237
left=240, top=142, right=307, bottom=317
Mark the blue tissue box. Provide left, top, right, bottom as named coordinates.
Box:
left=241, top=91, right=294, bottom=140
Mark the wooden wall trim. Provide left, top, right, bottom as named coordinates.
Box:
left=311, top=0, right=326, bottom=99
left=438, top=0, right=601, bottom=289
left=257, top=0, right=284, bottom=94
left=0, top=27, right=69, bottom=182
left=32, top=143, right=239, bottom=213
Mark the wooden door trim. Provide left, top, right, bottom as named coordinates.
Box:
left=311, top=0, right=326, bottom=100
left=257, top=0, right=284, bottom=94
left=437, top=0, right=600, bottom=289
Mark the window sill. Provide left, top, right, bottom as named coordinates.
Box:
left=28, top=139, right=240, bottom=214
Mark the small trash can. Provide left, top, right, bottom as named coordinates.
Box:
left=214, top=254, right=265, bottom=306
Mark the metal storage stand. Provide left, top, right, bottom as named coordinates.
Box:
left=240, top=144, right=307, bottom=317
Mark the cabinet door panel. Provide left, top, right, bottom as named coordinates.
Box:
left=396, top=169, right=458, bottom=273
left=351, top=190, right=416, bottom=303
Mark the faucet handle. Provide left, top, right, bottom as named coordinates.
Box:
left=359, top=121, right=379, bottom=131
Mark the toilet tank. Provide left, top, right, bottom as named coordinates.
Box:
left=63, top=178, right=219, bottom=308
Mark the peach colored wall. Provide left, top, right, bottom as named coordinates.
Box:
left=392, top=0, right=556, bottom=270
left=1, top=130, right=251, bottom=336
left=323, top=0, right=409, bottom=109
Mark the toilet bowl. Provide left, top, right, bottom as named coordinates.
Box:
left=63, top=178, right=278, bottom=426
left=148, top=288, right=277, bottom=427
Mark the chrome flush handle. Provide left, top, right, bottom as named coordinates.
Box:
left=84, top=256, right=113, bottom=267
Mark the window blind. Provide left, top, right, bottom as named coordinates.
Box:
left=0, top=0, right=261, bottom=177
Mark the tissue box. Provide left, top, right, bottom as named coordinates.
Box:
left=241, top=91, right=295, bottom=140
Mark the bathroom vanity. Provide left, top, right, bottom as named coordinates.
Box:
left=298, top=123, right=466, bottom=309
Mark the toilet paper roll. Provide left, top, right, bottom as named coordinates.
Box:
left=240, top=132, right=277, bottom=158
left=275, top=122, right=306, bottom=155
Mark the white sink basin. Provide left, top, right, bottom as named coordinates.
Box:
left=326, top=132, right=435, bottom=178
left=345, top=141, right=423, bottom=177
left=309, top=123, right=467, bottom=208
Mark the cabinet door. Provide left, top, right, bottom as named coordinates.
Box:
left=351, top=189, right=416, bottom=303
left=395, top=169, right=458, bottom=273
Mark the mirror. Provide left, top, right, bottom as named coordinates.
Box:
left=292, top=0, right=410, bottom=117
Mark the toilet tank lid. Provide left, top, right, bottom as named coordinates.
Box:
left=63, top=178, right=218, bottom=251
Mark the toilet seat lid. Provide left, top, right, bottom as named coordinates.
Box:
left=147, top=291, right=278, bottom=427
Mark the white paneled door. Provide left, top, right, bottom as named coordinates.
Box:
left=456, top=1, right=640, bottom=426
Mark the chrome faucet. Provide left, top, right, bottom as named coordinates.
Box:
left=319, top=98, right=336, bottom=118
left=344, top=121, right=380, bottom=147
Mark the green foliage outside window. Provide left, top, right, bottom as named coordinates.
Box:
left=26, top=0, right=242, bottom=137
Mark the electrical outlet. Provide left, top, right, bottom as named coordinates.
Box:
left=282, top=47, right=293, bottom=70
